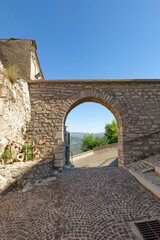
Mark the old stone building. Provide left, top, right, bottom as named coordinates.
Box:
left=0, top=38, right=44, bottom=80
left=27, top=79, right=160, bottom=169
left=0, top=38, right=160, bottom=172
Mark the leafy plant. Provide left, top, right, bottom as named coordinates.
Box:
left=22, top=145, right=33, bottom=161
left=80, top=120, right=118, bottom=152
left=0, top=64, right=19, bottom=84
left=104, top=120, right=118, bottom=144
left=2, top=148, right=12, bottom=160
left=6, top=64, right=19, bottom=84
left=81, top=133, right=104, bottom=152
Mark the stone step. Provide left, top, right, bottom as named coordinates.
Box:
left=127, top=161, right=154, bottom=174
left=140, top=170, right=160, bottom=188
left=140, top=166, right=154, bottom=173
left=141, top=154, right=160, bottom=167
left=127, top=169, right=160, bottom=199
left=125, top=155, right=160, bottom=199
left=143, top=160, right=160, bottom=175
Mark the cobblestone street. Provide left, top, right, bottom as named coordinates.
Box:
left=0, top=167, right=160, bottom=240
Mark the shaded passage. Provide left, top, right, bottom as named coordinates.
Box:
left=0, top=167, right=160, bottom=240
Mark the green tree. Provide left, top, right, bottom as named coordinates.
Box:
left=80, top=133, right=103, bottom=152
left=80, top=120, right=118, bottom=152
left=104, top=119, right=118, bottom=144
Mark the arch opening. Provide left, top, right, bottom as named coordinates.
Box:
left=62, top=96, right=123, bottom=167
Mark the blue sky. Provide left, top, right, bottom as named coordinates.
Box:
left=65, top=103, right=115, bottom=133
left=1, top=0, right=160, bottom=132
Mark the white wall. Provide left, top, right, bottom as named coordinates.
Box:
left=0, top=65, right=31, bottom=155
left=30, top=47, right=42, bottom=80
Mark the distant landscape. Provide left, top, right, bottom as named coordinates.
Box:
left=70, top=132, right=104, bottom=155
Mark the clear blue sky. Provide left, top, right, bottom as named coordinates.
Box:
left=65, top=103, right=115, bottom=133
left=1, top=0, right=160, bottom=132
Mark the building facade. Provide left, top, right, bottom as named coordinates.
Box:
left=0, top=38, right=44, bottom=80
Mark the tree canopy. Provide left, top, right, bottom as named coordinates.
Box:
left=80, top=120, right=118, bottom=152
left=80, top=134, right=103, bottom=152
left=104, top=119, right=118, bottom=144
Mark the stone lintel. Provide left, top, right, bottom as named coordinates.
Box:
left=27, top=79, right=160, bottom=84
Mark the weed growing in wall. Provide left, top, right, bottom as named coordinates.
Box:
left=0, top=64, right=19, bottom=84
left=1, top=147, right=12, bottom=161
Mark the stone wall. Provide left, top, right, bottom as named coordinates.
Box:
left=0, top=39, right=44, bottom=81
left=72, top=150, right=94, bottom=162
left=72, top=143, right=118, bottom=162
left=93, top=143, right=118, bottom=152
left=0, top=159, right=58, bottom=194
left=0, top=66, right=31, bottom=155
left=27, top=79, right=160, bottom=169
left=0, top=39, right=31, bottom=80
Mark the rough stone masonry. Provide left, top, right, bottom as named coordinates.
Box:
left=0, top=68, right=31, bottom=155
left=27, top=79, right=160, bottom=169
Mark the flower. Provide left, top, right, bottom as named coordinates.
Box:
left=15, top=145, right=18, bottom=149
left=43, top=142, right=46, bottom=145
left=25, top=152, right=28, bottom=155
left=11, top=143, right=14, bottom=146
left=26, top=140, right=29, bottom=143
left=35, top=152, right=39, bottom=155
left=33, top=145, right=36, bottom=148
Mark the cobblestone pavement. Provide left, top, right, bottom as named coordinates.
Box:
left=0, top=167, right=160, bottom=240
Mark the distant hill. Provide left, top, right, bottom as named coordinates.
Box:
left=71, top=132, right=104, bottom=138
left=70, top=132, right=104, bottom=155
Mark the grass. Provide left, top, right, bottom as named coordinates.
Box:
left=0, top=64, right=19, bottom=84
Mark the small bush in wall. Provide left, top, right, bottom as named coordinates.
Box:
left=0, top=64, right=19, bottom=84
left=6, top=64, right=19, bottom=84
left=22, top=145, right=33, bottom=161
left=1, top=147, right=12, bottom=162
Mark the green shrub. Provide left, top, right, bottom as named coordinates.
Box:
left=6, top=64, right=19, bottom=84
left=0, top=64, right=19, bottom=84
left=22, top=145, right=33, bottom=161
left=2, top=148, right=12, bottom=160
left=104, top=120, right=118, bottom=144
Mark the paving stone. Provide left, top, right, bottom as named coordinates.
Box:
left=0, top=167, right=160, bottom=239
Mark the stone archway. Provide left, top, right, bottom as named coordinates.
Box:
left=63, top=93, right=123, bottom=166
left=27, top=79, right=160, bottom=170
